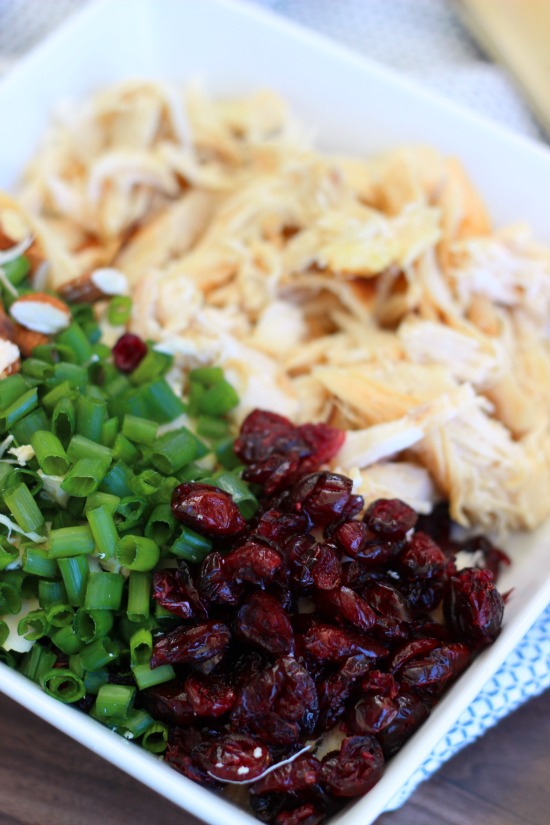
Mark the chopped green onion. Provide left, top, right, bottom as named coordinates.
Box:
left=121, top=708, right=154, bottom=739
left=140, top=378, right=186, bottom=423
left=4, top=482, right=44, bottom=533
left=129, top=627, right=153, bottom=666
left=115, top=495, right=148, bottom=531
left=67, top=434, right=113, bottom=465
left=130, top=469, right=163, bottom=497
left=144, top=504, right=176, bottom=546
left=40, top=667, right=85, bottom=703
left=0, top=388, right=39, bottom=432
left=116, top=535, right=160, bottom=572
left=3, top=255, right=30, bottom=286
left=127, top=571, right=151, bottom=622
left=22, top=547, right=57, bottom=578
left=48, top=363, right=87, bottom=392
left=0, top=581, right=22, bottom=614
left=196, top=415, right=231, bottom=440
left=189, top=366, right=224, bottom=386
left=42, top=382, right=75, bottom=415
left=104, top=373, right=131, bottom=399
left=151, top=428, right=197, bottom=474
left=0, top=538, right=19, bottom=571
left=0, top=462, right=14, bottom=492
left=17, top=609, right=50, bottom=641
left=49, top=525, right=94, bottom=559
left=50, top=625, right=84, bottom=655
left=11, top=408, right=50, bottom=445
left=101, top=416, right=119, bottom=448
left=4, top=467, right=43, bottom=497
left=214, top=436, right=241, bottom=470
left=95, top=683, right=135, bottom=719
left=38, top=579, right=67, bottom=608
left=213, top=471, right=259, bottom=519
left=51, top=397, right=75, bottom=446
left=61, top=457, right=110, bottom=497
left=122, top=414, right=158, bottom=446
left=129, top=349, right=172, bottom=386
left=99, top=461, right=134, bottom=498
left=176, top=462, right=213, bottom=483
left=170, top=526, right=212, bottom=564
left=112, top=434, right=139, bottom=465
left=57, top=555, right=89, bottom=606
left=73, top=607, right=114, bottom=644
left=19, top=645, right=56, bottom=683
left=46, top=602, right=75, bottom=628
left=30, top=430, right=70, bottom=476
left=197, top=379, right=239, bottom=416
left=187, top=380, right=205, bottom=416
left=84, top=668, right=109, bottom=695
left=84, top=572, right=124, bottom=611
left=107, top=296, right=132, bottom=326
left=132, top=662, right=175, bottom=690
left=84, top=492, right=120, bottom=517
left=79, top=637, right=119, bottom=670
left=76, top=395, right=107, bottom=443
left=141, top=721, right=169, bottom=753
left=57, top=322, right=93, bottom=365
left=87, top=505, right=118, bottom=561
left=0, top=619, right=8, bottom=647
left=0, top=374, right=28, bottom=409
left=21, top=358, right=54, bottom=382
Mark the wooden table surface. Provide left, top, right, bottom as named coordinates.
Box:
left=0, top=688, right=549, bottom=825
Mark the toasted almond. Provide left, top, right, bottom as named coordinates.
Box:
left=10, top=292, right=71, bottom=334
left=12, top=324, right=49, bottom=358
left=0, top=300, right=16, bottom=342
left=0, top=339, right=21, bottom=377
left=58, top=267, right=128, bottom=304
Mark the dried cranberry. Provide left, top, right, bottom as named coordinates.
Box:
left=302, top=624, right=387, bottom=664
left=228, top=650, right=266, bottom=692
left=166, top=743, right=222, bottom=789
left=363, top=499, right=418, bottom=540
left=198, top=551, right=243, bottom=606
left=289, top=472, right=362, bottom=527
left=316, top=654, right=373, bottom=732
left=250, top=791, right=287, bottom=823
left=171, top=482, right=247, bottom=538
left=275, top=804, right=326, bottom=825
left=416, top=502, right=452, bottom=549
left=193, top=733, right=271, bottom=782
left=231, top=656, right=318, bottom=745
left=347, top=694, right=399, bottom=735
left=152, top=565, right=208, bottom=620
left=234, top=410, right=344, bottom=495
left=315, top=587, right=376, bottom=632
left=361, top=670, right=399, bottom=698
left=398, top=643, right=470, bottom=699
left=140, top=681, right=195, bottom=725
left=112, top=333, right=147, bottom=373
left=185, top=673, right=237, bottom=717
left=341, top=560, right=372, bottom=591
left=320, top=735, right=384, bottom=797
left=236, top=591, right=295, bottom=656
left=389, top=638, right=442, bottom=675
left=377, top=693, right=430, bottom=758
left=224, top=540, right=286, bottom=587
left=255, top=509, right=312, bottom=545
left=151, top=620, right=231, bottom=674
left=333, top=521, right=369, bottom=557
left=253, top=754, right=321, bottom=794
left=310, top=542, right=342, bottom=591
left=400, top=532, right=446, bottom=580
left=444, top=567, right=504, bottom=646
left=362, top=581, right=413, bottom=643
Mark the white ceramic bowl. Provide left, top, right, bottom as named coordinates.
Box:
left=1, top=2, right=550, bottom=823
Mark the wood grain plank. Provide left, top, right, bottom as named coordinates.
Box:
left=1, top=689, right=550, bottom=825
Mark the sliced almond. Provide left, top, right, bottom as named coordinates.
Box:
left=58, top=267, right=128, bottom=304
left=10, top=293, right=71, bottom=334
left=0, top=339, right=20, bottom=377
left=12, top=324, right=49, bottom=358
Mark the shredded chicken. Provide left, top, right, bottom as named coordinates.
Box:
left=15, top=81, right=550, bottom=533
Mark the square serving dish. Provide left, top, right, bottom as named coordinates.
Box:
left=2, top=1, right=550, bottom=823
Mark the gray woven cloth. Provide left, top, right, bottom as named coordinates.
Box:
left=0, top=0, right=549, bottom=813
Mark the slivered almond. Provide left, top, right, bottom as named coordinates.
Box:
left=0, top=339, right=20, bottom=377
left=12, top=324, right=49, bottom=358
left=10, top=293, right=71, bottom=334
left=58, top=267, right=129, bottom=304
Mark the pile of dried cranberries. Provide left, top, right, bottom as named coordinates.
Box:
left=145, top=410, right=506, bottom=824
